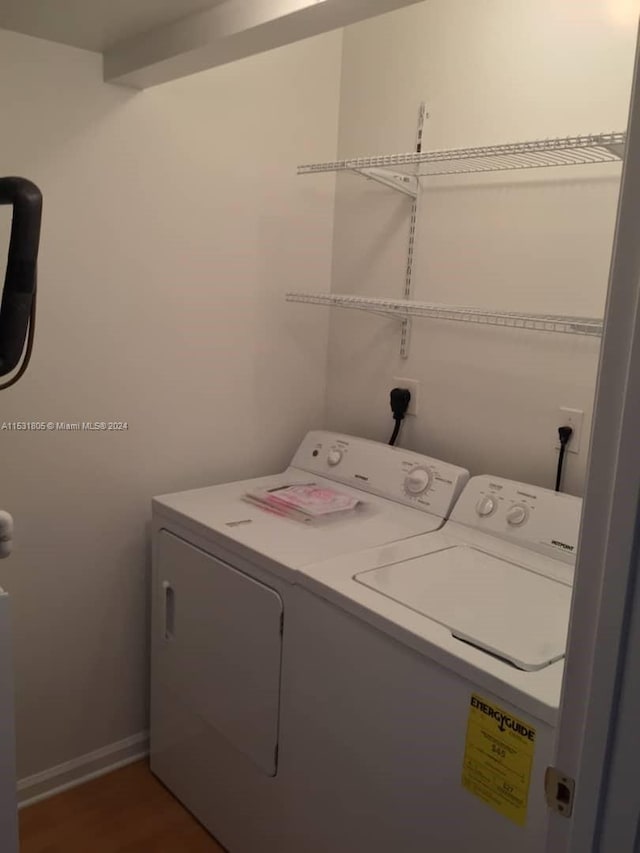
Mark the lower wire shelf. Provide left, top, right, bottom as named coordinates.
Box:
left=285, top=292, right=603, bottom=337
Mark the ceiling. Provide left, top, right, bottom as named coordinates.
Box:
left=0, top=0, right=225, bottom=52
left=0, top=0, right=423, bottom=89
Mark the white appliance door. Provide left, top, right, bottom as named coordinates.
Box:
left=546, top=18, right=640, bottom=853
left=355, top=546, right=572, bottom=671
left=0, top=591, right=18, bottom=853
left=154, top=531, right=283, bottom=776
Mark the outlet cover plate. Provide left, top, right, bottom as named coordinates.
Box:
left=556, top=407, right=584, bottom=454
left=393, top=377, right=419, bottom=416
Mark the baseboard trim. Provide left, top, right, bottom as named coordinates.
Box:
left=17, top=731, right=149, bottom=809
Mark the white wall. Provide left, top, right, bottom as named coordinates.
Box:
left=320, top=0, right=639, bottom=495
left=0, top=28, right=341, bottom=778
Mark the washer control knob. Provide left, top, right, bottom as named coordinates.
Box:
left=327, top=449, right=343, bottom=466
left=405, top=467, right=431, bottom=495
left=476, top=496, right=497, bottom=517
left=506, top=504, right=529, bottom=527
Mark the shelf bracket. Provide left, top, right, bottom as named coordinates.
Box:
left=604, top=142, right=625, bottom=159
left=353, top=167, right=418, bottom=198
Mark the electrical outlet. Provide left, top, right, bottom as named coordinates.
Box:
left=393, top=377, right=419, bottom=416
left=555, top=407, right=584, bottom=454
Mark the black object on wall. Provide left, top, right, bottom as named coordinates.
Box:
left=0, top=177, right=42, bottom=386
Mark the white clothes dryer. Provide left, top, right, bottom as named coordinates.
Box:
left=149, top=431, right=469, bottom=852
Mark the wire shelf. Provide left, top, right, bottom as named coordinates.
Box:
left=286, top=292, right=603, bottom=337
left=298, top=132, right=625, bottom=179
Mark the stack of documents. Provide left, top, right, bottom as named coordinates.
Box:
left=243, top=482, right=361, bottom=523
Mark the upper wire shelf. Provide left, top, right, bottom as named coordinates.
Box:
left=298, top=131, right=625, bottom=179
left=286, top=292, right=603, bottom=337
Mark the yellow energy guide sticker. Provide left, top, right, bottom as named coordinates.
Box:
left=462, top=693, right=536, bottom=827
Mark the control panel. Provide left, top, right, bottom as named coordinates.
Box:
left=450, top=475, right=583, bottom=564
left=290, top=431, right=469, bottom=518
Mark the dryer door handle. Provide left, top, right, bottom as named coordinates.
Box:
left=162, top=581, right=175, bottom=640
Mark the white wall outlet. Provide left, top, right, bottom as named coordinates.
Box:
left=555, top=407, right=584, bottom=454
left=393, top=377, right=419, bottom=416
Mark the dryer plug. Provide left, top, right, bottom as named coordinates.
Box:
left=389, top=387, right=411, bottom=446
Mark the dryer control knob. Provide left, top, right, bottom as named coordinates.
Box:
left=327, top=449, right=343, bottom=466
left=506, top=504, right=529, bottom=527
left=476, top=496, right=497, bottom=517
left=405, top=467, right=431, bottom=495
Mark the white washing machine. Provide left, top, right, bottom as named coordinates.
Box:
left=149, top=430, right=469, bottom=852
left=279, top=475, right=582, bottom=852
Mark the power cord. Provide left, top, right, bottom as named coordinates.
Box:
left=389, top=387, right=411, bottom=446
left=555, top=426, right=573, bottom=492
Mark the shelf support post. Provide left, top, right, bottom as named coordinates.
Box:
left=401, top=102, right=427, bottom=358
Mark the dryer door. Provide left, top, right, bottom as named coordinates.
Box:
left=154, top=530, right=283, bottom=775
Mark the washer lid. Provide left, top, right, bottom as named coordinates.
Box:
left=354, top=545, right=572, bottom=671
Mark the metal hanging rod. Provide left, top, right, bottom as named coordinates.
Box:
left=298, top=131, right=625, bottom=181
left=285, top=292, right=603, bottom=337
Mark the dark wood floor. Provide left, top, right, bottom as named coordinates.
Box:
left=19, top=760, right=225, bottom=852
